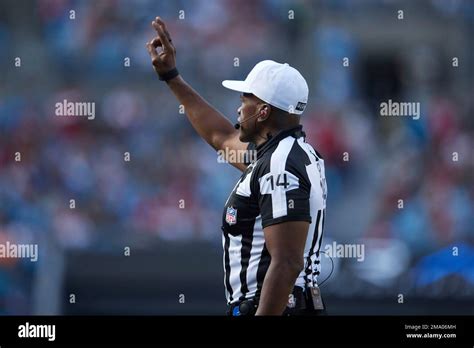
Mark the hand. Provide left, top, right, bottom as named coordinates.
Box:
left=146, top=17, right=176, bottom=76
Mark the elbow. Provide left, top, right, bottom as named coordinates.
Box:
left=272, top=257, right=304, bottom=279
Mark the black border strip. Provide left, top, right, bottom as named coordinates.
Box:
left=0, top=315, right=472, bottom=346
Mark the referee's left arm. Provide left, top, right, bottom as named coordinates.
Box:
left=255, top=221, right=308, bottom=315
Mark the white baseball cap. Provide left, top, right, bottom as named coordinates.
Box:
left=222, top=60, right=309, bottom=115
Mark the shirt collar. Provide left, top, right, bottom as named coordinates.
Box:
left=254, top=125, right=305, bottom=160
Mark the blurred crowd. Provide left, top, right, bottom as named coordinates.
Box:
left=0, top=0, right=473, bottom=314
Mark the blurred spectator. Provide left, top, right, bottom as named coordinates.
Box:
left=0, top=0, right=472, bottom=314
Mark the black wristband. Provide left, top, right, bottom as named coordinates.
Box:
left=159, top=67, right=179, bottom=82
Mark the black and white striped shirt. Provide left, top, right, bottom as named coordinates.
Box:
left=221, top=125, right=327, bottom=305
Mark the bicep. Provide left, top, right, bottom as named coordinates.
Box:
left=263, top=221, right=309, bottom=260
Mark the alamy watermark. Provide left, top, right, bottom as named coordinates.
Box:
left=217, top=148, right=257, bottom=164
left=18, top=322, right=55, bottom=341
left=55, top=99, right=95, bottom=120
left=323, top=241, right=365, bottom=262
left=0, top=241, right=38, bottom=262
left=380, top=99, right=420, bottom=120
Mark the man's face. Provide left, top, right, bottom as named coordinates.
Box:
left=237, top=93, right=264, bottom=142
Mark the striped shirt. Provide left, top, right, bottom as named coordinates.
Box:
left=221, top=125, right=327, bottom=305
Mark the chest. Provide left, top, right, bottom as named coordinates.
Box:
left=222, top=163, right=260, bottom=235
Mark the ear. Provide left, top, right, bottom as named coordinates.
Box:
left=257, top=104, right=271, bottom=122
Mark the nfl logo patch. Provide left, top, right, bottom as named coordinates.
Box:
left=226, top=206, right=237, bottom=226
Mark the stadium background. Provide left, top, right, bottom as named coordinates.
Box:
left=0, top=0, right=473, bottom=315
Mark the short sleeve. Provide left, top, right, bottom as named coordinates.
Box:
left=256, top=157, right=312, bottom=228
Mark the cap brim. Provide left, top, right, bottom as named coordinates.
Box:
left=222, top=80, right=252, bottom=93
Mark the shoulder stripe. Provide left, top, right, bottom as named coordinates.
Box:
left=268, top=137, right=296, bottom=219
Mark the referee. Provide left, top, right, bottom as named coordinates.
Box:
left=146, top=17, right=327, bottom=316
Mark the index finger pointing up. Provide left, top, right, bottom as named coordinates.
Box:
left=155, top=17, right=171, bottom=37
left=152, top=18, right=173, bottom=52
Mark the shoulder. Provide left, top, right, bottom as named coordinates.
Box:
left=252, top=137, right=315, bottom=184
left=257, top=137, right=315, bottom=171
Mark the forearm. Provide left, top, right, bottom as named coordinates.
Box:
left=166, top=75, right=237, bottom=150
left=146, top=17, right=246, bottom=168
left=255, top=261, right=300, bottom=315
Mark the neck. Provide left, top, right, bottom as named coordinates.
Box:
left=252, top=123, right=300, bottom=147
left=253, top=128, right=275, bottom=147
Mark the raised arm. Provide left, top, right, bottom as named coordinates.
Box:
left=146, top=17, right=248, bottom=171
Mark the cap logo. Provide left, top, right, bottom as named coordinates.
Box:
left=296, top=102, right=307, bottom=112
